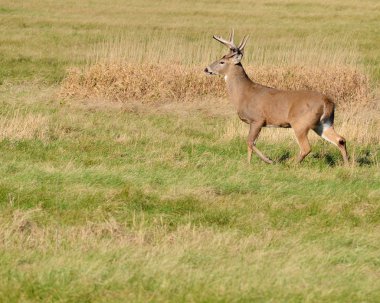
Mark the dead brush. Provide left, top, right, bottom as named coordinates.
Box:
left=60, top=63, right=224, bottom=102
left=60, top=63, right=372, bottom=109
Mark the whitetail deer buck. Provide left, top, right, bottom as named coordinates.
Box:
left=204, top=30, right=349, bottom=165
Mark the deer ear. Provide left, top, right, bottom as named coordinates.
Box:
left=231, top=53, right=243, bottom=64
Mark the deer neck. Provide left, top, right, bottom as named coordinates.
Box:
left=224, top=63, right=252, bottom=106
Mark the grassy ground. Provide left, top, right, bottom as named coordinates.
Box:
left=0, top=0, right=380, bottom=302
left=1, top=0, right=380, bottom=82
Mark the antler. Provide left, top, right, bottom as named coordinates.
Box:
left=213, top=29, right=236, bottom=50
left=213, top=30, right=249, bottom=52
left=237, top=35, right=249, bottom=51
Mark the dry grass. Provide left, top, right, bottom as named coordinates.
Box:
left=88, top=32, right=361, bottom=68
left=60, top=63, right=222, bottom=103
left=60, top=29, right=374, bottom=107
left=60, top=63, right=372, bottom=109
left=0, top=109, right=50, bottom=141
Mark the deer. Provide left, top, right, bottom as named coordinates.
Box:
left=204, top=30, right=349, bottom=165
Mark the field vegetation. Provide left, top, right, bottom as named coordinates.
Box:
left=0, top=0, right=379, bottom=302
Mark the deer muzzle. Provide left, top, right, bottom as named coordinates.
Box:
left=204, top=67, right=215, bottom=75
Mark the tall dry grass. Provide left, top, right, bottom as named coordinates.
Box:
left=87, top=32, right=361, bottom=68
left=60, top=63, right=372, bottom=108
left=0, top=109, right=50, bottom=141
left=61, top=33, right=374, bottom=105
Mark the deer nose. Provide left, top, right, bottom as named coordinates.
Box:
left=204, top=67, right=209, bottom=73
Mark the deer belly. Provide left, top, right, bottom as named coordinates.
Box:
left=265, top=123, right=291, bottom=128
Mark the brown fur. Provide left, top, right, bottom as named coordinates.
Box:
left=205, top=32, right=349, bottom=165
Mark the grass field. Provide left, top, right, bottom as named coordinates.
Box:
left=0, top=0, right=380, bottom=302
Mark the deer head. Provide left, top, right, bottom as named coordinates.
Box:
left=204, top=30, right=249, bottom=76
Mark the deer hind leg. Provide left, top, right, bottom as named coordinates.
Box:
left=293, top=127, right=311, bottom=163
left=316, top=125, right=349, bottom=165
left=247, top=122, right=273, bottom=164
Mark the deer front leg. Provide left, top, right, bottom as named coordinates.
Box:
left=247, top=123, right=273, bottom=164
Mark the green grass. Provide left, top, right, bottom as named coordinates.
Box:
left=0, top=85, right=379, bottom=302
left=0, top=0, right=379, bottom=83
left=0, top=0, right=379, bottom=302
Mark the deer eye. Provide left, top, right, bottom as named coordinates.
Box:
left=220, top=61, right=225, bottom=64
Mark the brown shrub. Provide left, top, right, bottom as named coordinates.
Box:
left=60, top=63, right=372, bottom=108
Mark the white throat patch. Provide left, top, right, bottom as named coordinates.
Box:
left=224, top=75, right=228, bottom=82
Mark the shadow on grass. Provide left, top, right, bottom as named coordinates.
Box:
left=313, top=148, right=377, bottom=167
left=356, top=150, right=375, bottom=166
left=276, top=150, right=292, bottom=163
left=325, top=154, right=337, bottom=167
left=311, top=151, right=339, bottom=167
